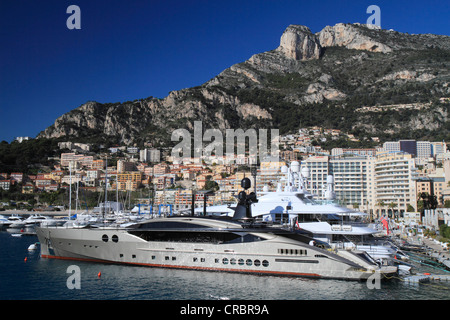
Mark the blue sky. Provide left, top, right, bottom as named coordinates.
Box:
left=0, top=0, right=449, bottom=142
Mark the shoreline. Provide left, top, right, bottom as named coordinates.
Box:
left=1, top=209, right=85, bottom=218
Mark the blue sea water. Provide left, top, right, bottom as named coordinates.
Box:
left=1, top=231, right=450, bottom=301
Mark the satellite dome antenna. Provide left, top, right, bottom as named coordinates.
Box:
left=233, top=178, right=258, bottom=222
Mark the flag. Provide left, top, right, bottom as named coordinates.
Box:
left=295, top=218, right=301, bottom=230
left=381, top=217, right=389, bottom=234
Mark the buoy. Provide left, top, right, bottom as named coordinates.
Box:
left=24, top=257, right=27, bottom=262
left=424, top=273, right=431, bottom=275
left=97, top=272, right=101, bottom=278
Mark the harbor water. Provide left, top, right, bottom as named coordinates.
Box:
left=1, top=232, right=449, bottom=301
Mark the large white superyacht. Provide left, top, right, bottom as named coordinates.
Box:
left=36, top=178, right=397, bottom=281
left=196, top=162, right=406, bottom=261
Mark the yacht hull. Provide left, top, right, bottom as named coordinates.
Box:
left=36, top=221, right=396, bottom=281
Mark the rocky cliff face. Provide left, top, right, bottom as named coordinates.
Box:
left=318, top=23, right=392, bottom=53
left=38, top=23, right=450, bottom=146
left=277, top=25, right=322, bottom=60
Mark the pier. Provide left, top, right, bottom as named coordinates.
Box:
left=420, top=236, right=450, bottom=270
left=398, top=232, right=450, bottom=284
left=399, top=230, right=450, bottom=270
left=404, top=274, right=450, bottom=283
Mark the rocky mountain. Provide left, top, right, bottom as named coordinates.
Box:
left=38, top=23, right=450, bottom=148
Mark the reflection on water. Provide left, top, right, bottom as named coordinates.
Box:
left=1, top=232, right=449, bottom=300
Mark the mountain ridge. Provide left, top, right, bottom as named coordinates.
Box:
left=37, top=22, right=450, bottom=147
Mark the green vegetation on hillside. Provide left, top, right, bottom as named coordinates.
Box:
left=0, top=139, right=62, bottom=174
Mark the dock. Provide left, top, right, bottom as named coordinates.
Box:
left=399, top=233, right=450, bottom=284
left=402, top=234, right=450, bottom=270
left=421, top=236, right=450, bottom=270
left=404, top=274, right=450, bottom=284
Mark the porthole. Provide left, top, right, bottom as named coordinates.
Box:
left=254, top=259, right=261, bottom=267
left=230, top=258, right=236, bottom=265
left=246, top=259, right=252, bottom=266
left=262, top=260, right=269, bottom=267
left=222, top=258, right=229, bottom=265
left=102, top=234, right=108, bottom=242
left=238, top=259, right=244, bottom=265
left=112, top=235, right=119, bottom=243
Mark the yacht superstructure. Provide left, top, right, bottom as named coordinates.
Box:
left=196, top=162, right=405, bottom=261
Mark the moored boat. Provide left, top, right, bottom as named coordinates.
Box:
left=36, top=178, right=397, bottom=281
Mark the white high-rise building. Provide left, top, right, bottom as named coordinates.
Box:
left=330, top=156, right=374, bottom=211
left=431, top=141, right=447, bottom=157
left=383, top=141, right=400, bottom=153
left=300, top=151, right=418, bottom=218
left=301, top=155, right=373, bottom=209
left=140, top=148, right=160, bottom=163
left=416, top=141, right=432, bottom=159
left=374, top=152, right=417, bottom=217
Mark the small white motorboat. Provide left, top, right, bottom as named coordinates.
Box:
left=11, top=233, right=23, bottom=237
left=28, top=242, right=39, bottom=251
left=2, top=215, right=24, bottom=228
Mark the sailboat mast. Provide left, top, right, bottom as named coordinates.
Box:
left=104, top=156, right=108, bottom=219
left=75, top=180, right=79, bottom=213
left=69, top=161, right=72, bottom=220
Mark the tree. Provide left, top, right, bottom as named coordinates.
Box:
left=388, top=202, right=398, bottom=219
left=439, top=224, right=450, bottom=241
left=376, top=200, right=386, bottom=217
left=444, top=200, right=450, bottom=208
left=204, top=180, right=219, bottom=192
left=203, top=175, right=219, bottom=192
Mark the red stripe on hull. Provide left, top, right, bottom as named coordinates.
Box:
left=41, top=254, right=321, bottom=278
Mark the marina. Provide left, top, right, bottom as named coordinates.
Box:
left=1, top=206, right=450, bottom=301
left=33, top=177, right=398, bottom=281
left=1, top=164, right=450, bottom=300
left=1, top=230, right=450, bottom=300
left=1, top=0, right=449, bottom=309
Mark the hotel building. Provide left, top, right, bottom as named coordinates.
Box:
left=374, top=152, right=418, bottom=217
left=300, top=151, right=418, bottom=218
